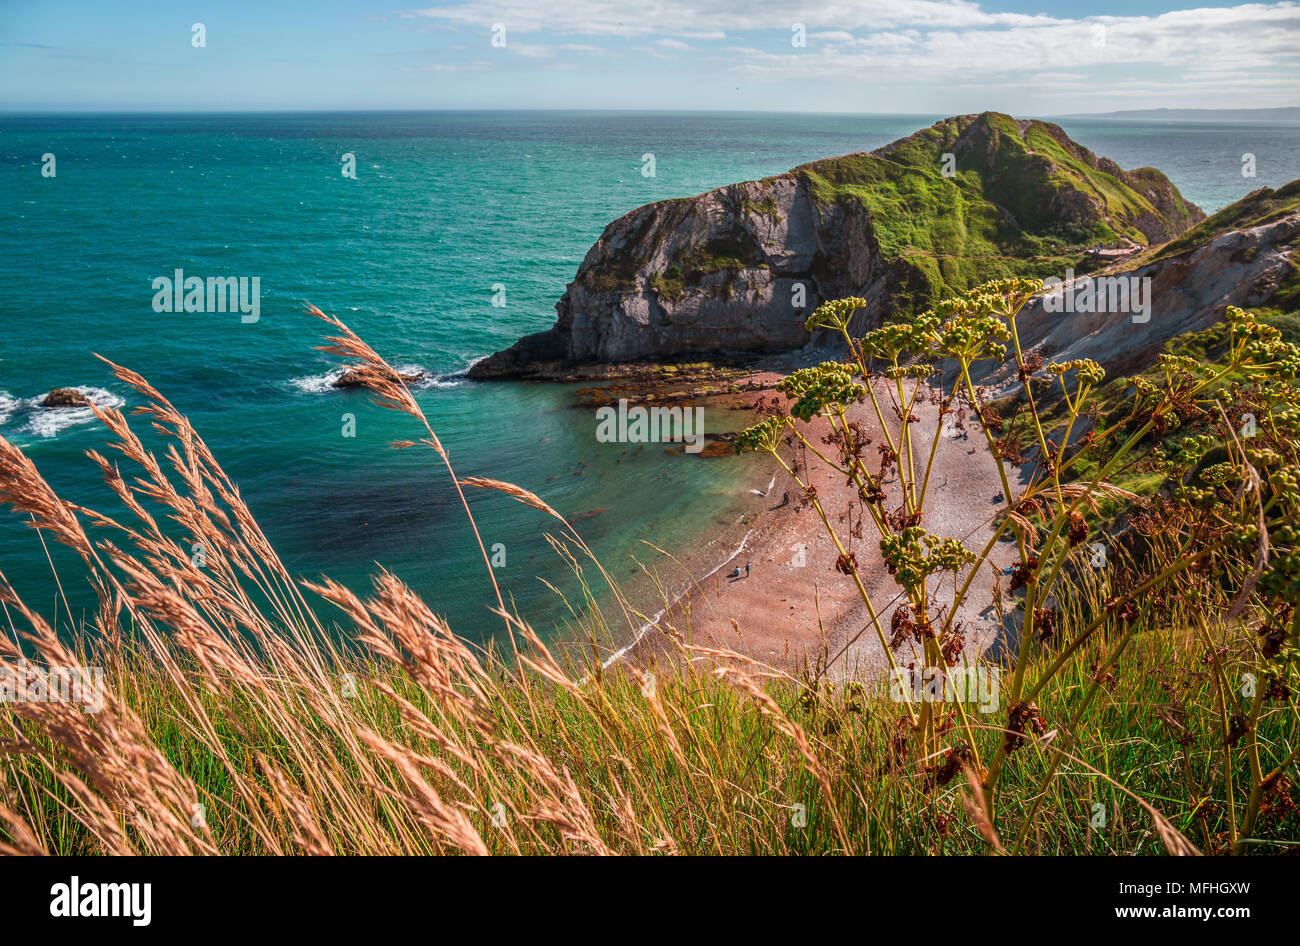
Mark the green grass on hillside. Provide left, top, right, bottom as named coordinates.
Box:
left=789, top=113, right=1196, bottom=316
left=1142, top=179, right=1300, bottom=267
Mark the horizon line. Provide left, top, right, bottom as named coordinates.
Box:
left=2, top=105, right=1298, bottom=120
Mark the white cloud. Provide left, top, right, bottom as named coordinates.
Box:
left=507, top=40, right=606, bottom=58
left=726, top=3, right=1300, bottom=80
left=407, top=0, right=1049, bottom=36
left=400, top=1, right=1300, bottom=105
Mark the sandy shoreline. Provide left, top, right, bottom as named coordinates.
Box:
left=614, top=373, right=1019, bottom=683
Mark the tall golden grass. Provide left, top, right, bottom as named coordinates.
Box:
left=0, top=303, right=1294, bottom=855
left=0, top=306, right=854, bottom=855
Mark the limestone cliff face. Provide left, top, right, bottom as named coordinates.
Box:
left=471, top=112, right=1205, bottom=379
left=469, top=176, right=889, bottom=377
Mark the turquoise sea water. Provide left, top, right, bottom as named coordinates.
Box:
left=2, top=111, right=1298, bottom=647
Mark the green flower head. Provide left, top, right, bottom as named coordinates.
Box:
left=1245, top=338, right=1300, bottom=381
left=736, top=415, right=786, bottom=455
left=932, top=278, right=1043, bottom=321
left=778, top=362, right=866, bottom=421
left=934, top=313, right=1011, bottom=364
left=884, top=364, right=938, bottom=380
left=879, top=527, right=975, bottom=594
left=806, top=297, right=868, bottom=333
left=861, top=322, right=925, bottom=362
left=1047, top=359, right=1105, bottom=386
left=1155, top=353, right=1204, bottom=379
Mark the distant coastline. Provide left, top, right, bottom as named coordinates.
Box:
left=1062, top=106, right=1300, bottom=122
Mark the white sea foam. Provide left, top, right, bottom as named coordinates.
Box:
left=393, top=363, right=427, bottom=384
left=425, top=356, right=486, bottom=389
left=20, top=387, right=125, bottom=439
left=0, top=391, right=19, bottom=426
left=443, top=355, right=486, bottom=380
left=288, top=367, right=348, bottom=394
left=447, top=353, right=488, bottom=376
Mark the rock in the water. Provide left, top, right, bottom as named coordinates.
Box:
left=41, top=388, right=91, bottom=408
left=697, top=440, right=737, bottom=458
left=471, top=111, right=1204, bottom=379
left=331, top=366, right=424, bottom=389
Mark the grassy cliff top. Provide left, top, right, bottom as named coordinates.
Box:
left=782, top=112, right=1203, bottom=314
left=796, top=112, right=1199, bottom=250
left=1140, top=178, right=1300, bottom=265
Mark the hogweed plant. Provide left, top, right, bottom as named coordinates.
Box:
left=739, top=280, right=1300, bottom=850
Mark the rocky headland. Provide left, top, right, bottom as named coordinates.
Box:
left=471, top=111, right=1207, bottom=380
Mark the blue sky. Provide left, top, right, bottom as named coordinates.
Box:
left=1, top=0, right=1297, bottom=112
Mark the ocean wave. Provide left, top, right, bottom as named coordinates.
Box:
left=393, top=364, right=429, bottom=385
left=441, top=355, right=487, bottom=380
left=0, top=391, right=19, bottom=425
left=422, top=356, right=487, bottom=389
left=288, top=367, right=348, bottom=394
left=19, top=387, right=125, bottom=439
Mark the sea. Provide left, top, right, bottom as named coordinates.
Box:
left=2, top=111, right=1298, bottom=649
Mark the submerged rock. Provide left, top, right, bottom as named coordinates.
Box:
left=331, top=366, right=424, bottom=389
left=41, top=388, right=91, bottom=408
